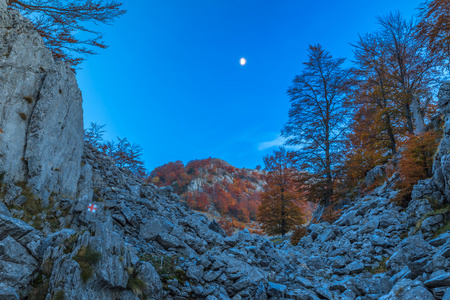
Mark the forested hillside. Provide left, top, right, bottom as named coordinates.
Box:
left=150, top=158, right=307, bottom=234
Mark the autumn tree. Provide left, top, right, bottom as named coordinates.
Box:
left=394, top=131, right=441, bottom=206
left=377, top=12, right=439, bottom=134
left=417, top=0, right=450, bottom=68
left=343, top=12, right=441, bottom=190
left=282, top=44, right=351, bottom=206
left=257, top=148, right=305, bottom=237
left=7, top=0, right=126, bottom=67
left=342, top=34, right=402, bottom=186
left=351, top=32, right=400, bottom=155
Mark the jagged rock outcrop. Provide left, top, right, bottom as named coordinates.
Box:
left=0, top=1, right=83, bottom=201
left=433, top=82, right=450, bottom=205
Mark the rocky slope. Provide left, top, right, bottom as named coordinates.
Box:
left=1, top=3, right=450, bottom=300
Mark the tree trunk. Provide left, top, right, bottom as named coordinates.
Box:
left=385, top=113, right=397, bottom=155
left=281, top=188, right=286, bottom=237
left=403, top=103, right=415, bottom=134
left=411, top=95, right=426, bottom=134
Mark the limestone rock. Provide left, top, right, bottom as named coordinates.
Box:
left=380, top=279, right=434, bottom=300
left=0, top=4, right=83, bottom=201
left=0, top=237, right=38, bottom=297
left=137, top=261, right=163, bottom=299
left=425, top=273, right=450, bottom=288
left=0, top=284, right=19, bottom=300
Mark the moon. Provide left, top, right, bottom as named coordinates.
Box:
left=240, top=57, right=246, bottom=66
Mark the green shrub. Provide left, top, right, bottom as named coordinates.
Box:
left=141, top=254, right=185, bottom=285
left=73, top=246, right=102, bottom=282
left=52, top=290, right=65, bottom=300
left=28, top=273, right=49, bottom=300
left=127, top=275, right=146, bottom=296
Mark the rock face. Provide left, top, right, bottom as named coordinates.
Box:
left=0, top=3, right=83, bottom=201
left=432, top=82, right=450, bottom=204
left=2, top=4, right=450, bottom=300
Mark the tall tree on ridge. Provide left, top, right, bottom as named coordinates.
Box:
left=282, top=44, right=351, bottom=206
left=378, top=12, right=439, bottom=134
left=352, top=32, right=400, bottom=156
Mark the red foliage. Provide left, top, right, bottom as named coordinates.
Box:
left=186, top=192, right=210, bottom=211
left=150, top=161, right=185, bottom=187
left=290, top=227, right=307, bottom=246
left=217, top=217, right=246, bottom=236
left=149, top=158, right=263, bottom=232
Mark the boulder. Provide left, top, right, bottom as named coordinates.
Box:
left=443, top=288, right=450, bottom=300
left=364, top=165, right=385, bottom=187
left=0, top=237, right=38, bottom=297
left=387, top=235, right=432, bottom=273
left=137, top=261, right=163, bottom=298
left=425, top=273, right=450, bottom=288
left=186, top=264, right=204, bottom=282
left=380, top=279, right=434, bottom=300
left=267, top=282, right=286, bottom=297
left=209, top=219, right=227, bottom=237
left=346, top=261, right=365, bottom=274
left=429, top=232, right=450, bottom=247
left=140, top=217, right=174, bottom=241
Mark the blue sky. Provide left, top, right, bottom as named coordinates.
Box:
left=77, top=0, right=422, bottom=171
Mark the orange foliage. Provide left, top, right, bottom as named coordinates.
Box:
left=186, top=192, right=210, bottom=211
left=290, top=227, right=307, bottom=246
left=393, top=131, right=441, bottom=206
left=321, top=206, right=342, bottom=223
left=257, top=148, right=306, bottom=236
left=149, top=158, right=263, bottom=232
left=417, top=0, right=450, bottom=65
left=217, top=218, right=246, bottom=236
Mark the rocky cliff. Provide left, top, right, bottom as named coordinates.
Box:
left=1, top=3, right=450, bottom=300
left=0, top=1, right=83, bottom=202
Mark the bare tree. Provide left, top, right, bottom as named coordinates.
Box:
left=8, top=0, right=125, bottom=67
left=378, top=12, right=439, bottom=134
left=282, top=44, right=351, bottom=205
